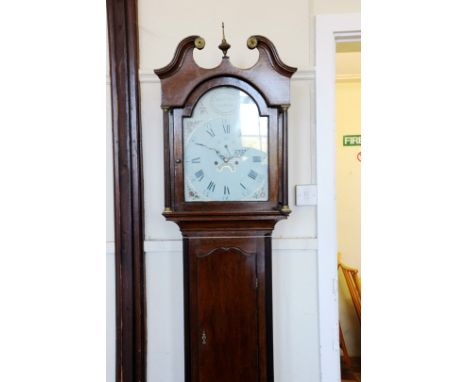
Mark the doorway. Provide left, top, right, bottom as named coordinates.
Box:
left=335, top=40, right=361, bottom=381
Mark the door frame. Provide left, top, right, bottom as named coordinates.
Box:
left=315, top=13, right=360, bottom=382
left=107, top=0, right=146, bottom=381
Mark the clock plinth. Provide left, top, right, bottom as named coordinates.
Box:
left=155, top=34, right=295, bottom=382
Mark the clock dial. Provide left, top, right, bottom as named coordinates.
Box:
left=184, top=87, right=268, bottom=201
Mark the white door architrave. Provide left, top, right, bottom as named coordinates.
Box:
left=315, top=13, right=361, bottom=382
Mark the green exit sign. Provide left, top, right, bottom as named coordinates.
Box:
left=343, top=135, right=361, bottom=146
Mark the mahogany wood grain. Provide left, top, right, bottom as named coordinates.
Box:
left=107, top=0, right=146, bottom=380
left=155, top=36, right=296, bottom=108
left=195, top=242, right=258, bottom=382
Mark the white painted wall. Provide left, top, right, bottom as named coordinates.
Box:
left=107, top=1, right=360, bottom=381
left=106, top=248, right=116, bottom=382
left=313, top=0, right=360, bottom=15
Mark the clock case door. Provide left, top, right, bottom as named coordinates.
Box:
left=173, top=77, right=279, bottom=213
left=185, top=235, right=272, bottom=382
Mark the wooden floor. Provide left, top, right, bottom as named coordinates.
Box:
left=341, top=357, right=361, bottom=382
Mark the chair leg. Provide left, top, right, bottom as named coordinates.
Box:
left=339, top=323, right=352, bottom=366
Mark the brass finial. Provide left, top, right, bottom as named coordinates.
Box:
left=247, top=36, right=258, bottom=49
left=218, top=22, right=231, bottom=58
left=194, top=37, right=205, bottom=50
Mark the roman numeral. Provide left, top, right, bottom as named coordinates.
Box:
left=224, top=186, right=230, bottom=195
left=206, top=128, right=215, bottom=137
left=223, top=121, right=231, bottom=134
left=240, top=183, right=246, bottom=190
left=195, top=169, right=204, bottom=181
left=191, top=157, right=201, bottom=163
left=207, top=181, right=216, bottom=192
left=252, top=155, right=262, bottom=163
left=248, top=170, right=258, bottom=180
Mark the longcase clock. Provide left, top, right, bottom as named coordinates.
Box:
left=155, top=29, right=296, bottom=382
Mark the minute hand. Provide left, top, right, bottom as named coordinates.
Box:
left=195, top=142, right=227, bottom=161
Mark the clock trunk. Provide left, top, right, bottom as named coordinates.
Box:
left=185, top=235, right=272, bottom=382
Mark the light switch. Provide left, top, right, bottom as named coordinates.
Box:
left=295, top=184, right=317, bottom=206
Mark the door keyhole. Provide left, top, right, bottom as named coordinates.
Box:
left=201, top=330, right=207, bottom=345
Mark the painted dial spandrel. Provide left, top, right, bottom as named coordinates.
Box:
left=184, top=87, right=268, bottom=201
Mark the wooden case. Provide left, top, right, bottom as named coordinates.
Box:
left=155, top=34, right=296, bottom=382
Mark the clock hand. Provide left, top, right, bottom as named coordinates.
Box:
left=195, top=142, right=227, bottom=161
left=224, top=144, right=233, bottom=158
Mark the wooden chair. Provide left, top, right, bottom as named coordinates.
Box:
left=338, top=253, right=361, bottom=322
left=339, top=323, right=352, bottom=366
left=338, top=252, right=361, bottom=366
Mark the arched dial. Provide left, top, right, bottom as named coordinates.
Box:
left=184, top=87, right=268, bottom=201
